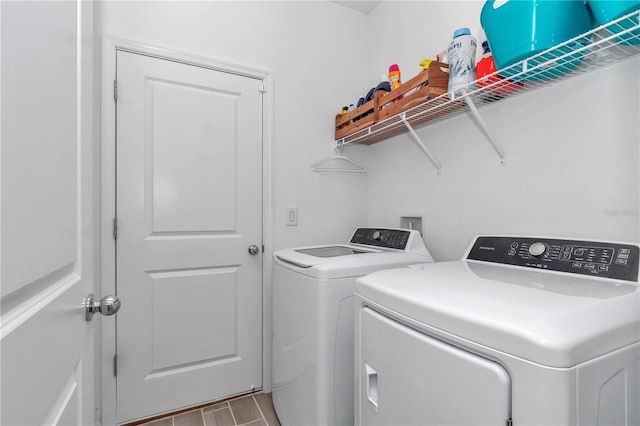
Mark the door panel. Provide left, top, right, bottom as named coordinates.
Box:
left=357, top=308, right=511, bottom=426
left=149, top=79, right=237, bottom=233
left=2, top=283, right=88, bottom=425
left=1, top=1, right=93, bottom=425
left=149, top=267, right=237, bottom=370
left=1, top=0, right=78, bottom=296
left=116, top=51, right=263, bottom=423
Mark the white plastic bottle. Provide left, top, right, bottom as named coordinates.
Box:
left=447, top=27, right=477, bottom=96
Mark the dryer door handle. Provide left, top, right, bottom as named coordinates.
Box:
left=365, top=362, right=379, bottom=409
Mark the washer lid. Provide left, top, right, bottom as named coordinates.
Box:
left=274, top=244, right=433, bottom=279
left=275, top=244, right=380, bottom=268
left=355, top=261, right=640, bottom=368
left=294, top=245, right=371, bottom=258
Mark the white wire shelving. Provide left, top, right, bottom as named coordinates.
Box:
left=336, top=10, right=640, bottom=173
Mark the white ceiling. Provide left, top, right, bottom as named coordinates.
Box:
left=331, top=1, right=382, bottom=15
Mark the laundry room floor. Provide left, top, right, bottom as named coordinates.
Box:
left=131, top=392, right=280, bottom=426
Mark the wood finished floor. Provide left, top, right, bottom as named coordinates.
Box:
left=136, top=392, right=280, bottom=426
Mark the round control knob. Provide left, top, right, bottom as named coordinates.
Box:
left=372, top=230, right=382, bottom=240
left=529, top=242, right=547, bottom=257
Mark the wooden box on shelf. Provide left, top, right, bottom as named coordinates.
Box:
left=334, top=61, right=450, bottom=140
left=376, top=61, right=449, bottom=121
left=334, top=92, right=380, bottom=140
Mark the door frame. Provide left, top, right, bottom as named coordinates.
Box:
left=100, top=35, right=274, bottom=425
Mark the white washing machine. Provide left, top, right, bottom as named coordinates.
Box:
left=355, top=235, right=640, bottom=426
left=272, top=228, right=434, bottom=426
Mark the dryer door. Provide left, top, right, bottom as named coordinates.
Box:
left=357, top=308, right=511, bottom=426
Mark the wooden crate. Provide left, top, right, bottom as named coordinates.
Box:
left=335, top=61, right=450, bottom=140
left=376, top=61, right=449, bottom=121
left=334, top=93, right=380, bottom=140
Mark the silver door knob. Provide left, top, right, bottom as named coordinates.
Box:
left=248, top=244, right=260, bottom=255
left=85, top=293, right=121, bottom=321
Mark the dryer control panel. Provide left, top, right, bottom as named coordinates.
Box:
left=467, top=236, right=639, bottom=282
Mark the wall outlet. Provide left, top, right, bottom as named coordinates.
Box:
left=400, top=216, right=423, bottom=235
left=286, top=207, right=298, bottom=226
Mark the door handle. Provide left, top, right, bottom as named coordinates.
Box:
left=248, top=244, right=260, bottom=255
left=365, top=362, right=379, bottom=409
left=85, top=294, right=121, bottom=321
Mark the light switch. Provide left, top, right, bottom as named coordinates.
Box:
left=286, top=207, right=298, bottom=226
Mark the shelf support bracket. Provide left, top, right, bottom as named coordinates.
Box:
left=400, top=112, right=442, bottom=175
left=459, top=89, right=506, bottom=165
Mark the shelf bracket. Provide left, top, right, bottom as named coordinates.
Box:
left=400, top=112, right=442, bottom=175
left=459, top=89, right=506, bottom=165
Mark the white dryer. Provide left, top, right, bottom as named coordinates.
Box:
left=355, top=235, right=640, bottom=426
left=272, top=228, right=434, bottom=426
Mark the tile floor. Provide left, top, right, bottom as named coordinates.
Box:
left=134, top=392, right=280, bottom=426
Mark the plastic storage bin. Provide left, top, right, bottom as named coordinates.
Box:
left=481, top=0, right=593, bottom=80
left=588, top=0, right=640, bottom=44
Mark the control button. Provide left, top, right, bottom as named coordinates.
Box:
left=510, top=242, right=519, bottom=249
left=508, top=249, right=516, bottom=256
left=561, top=246, right=572, bottom=253
left=619, top=248, right=630, bottom=254
left=618, top=254, right=629, bottom=260
left=598, top=265, right=609, bottom=271
left=560, top=252, right=571, bottom=260
left=574, top=249, right=586, bottom=257
left=616, top=259, right=628, bottom=265
left=584, top=264, right=595, bottom=271
left=529, top=242, right=547, bottom=257
left=572, top=262, right=582, bottom=268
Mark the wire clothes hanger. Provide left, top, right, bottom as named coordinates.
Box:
left=310, top=142, right=367, bottom=173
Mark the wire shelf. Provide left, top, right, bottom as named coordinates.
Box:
left=339, top=9, right=640, bottom=147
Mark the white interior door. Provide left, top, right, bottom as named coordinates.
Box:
left=1, top=1, right=95, bottom=425
left=115, top=51, right=264, bottom=423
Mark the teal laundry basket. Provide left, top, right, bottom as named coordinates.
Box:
left=481, top=0, right=594, bottom=80
left=588, top=0, right=640, bottom=44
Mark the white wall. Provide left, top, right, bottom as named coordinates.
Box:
left=365, top=1, right=640, bottom=261
left=95, top=0, right=371, bottom=251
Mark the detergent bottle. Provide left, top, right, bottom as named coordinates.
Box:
left=476, top=41, right=496, bottom=88
left=388, top=64, right=402, bottom=103
left=447, top=27, right=477, bottom=95
left=388, top=64, right=401, bottom=91
left=476, top=40, right=523, bottom=95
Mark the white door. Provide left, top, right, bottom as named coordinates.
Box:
left=1, top=1, right=95, bottom=425
left=115, top=51, right=264, bottom=423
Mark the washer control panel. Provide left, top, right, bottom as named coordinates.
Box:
left=350, top=228, right=411, bottom=250
left=467, top=236, right=639, bottom=282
